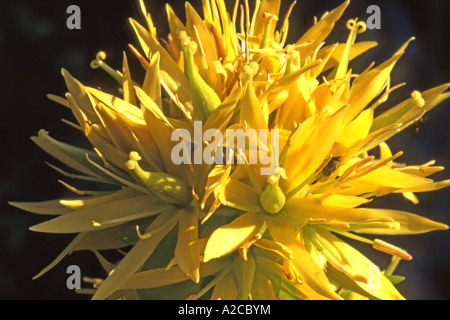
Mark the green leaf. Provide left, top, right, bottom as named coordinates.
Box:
left=386, top=274, right=405, bottom=286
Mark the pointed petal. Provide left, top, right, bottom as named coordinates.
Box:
left=122, top=259, right=225, bottom=290
left=285, top=197, right=393, bottom=225
left=33, top=233, right=87, bottom=279
left=129, top=18, right=193, bottom=112
left=345, top=38, right=414, bottom=124
left=268, top=217, right=342, bottom=299
left=313, top=227, right=405, bottom=299
left=9, top=199, right=71, bottom=216
left=175, top=206, right=200, bottom=283
left=92, top=211, right=179, bottom=299
left=354, top=208, right=448, bottom=235
left=337, top=109, right=373, bottom=149
left=211, top=269, right=238, bottom=300
left=354, top=166, right=432, bottom=189
left=122, top=51, right=137, bottom=105
left=296, top=1, right=349, bottom=56
left=30, top=195, right=173, bottom=233
left=31, top=130, right=103, bottom=178
left=217, top=178, right=261, bottom=212
left=204, top=212, right=265, bottom=262
left=283, top=107, right=346, bottom=192
left=318, top=41, right=378, bottom=72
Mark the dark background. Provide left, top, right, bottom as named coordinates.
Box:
left=0, top=0, right=449, bottom=300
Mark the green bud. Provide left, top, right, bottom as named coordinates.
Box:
left=126, top=152, right=192, bottom=206
left=179, top=31, right=221, bottom=121
left=259, top=169, right=287, bottom=214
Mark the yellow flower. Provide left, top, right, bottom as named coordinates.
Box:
left=10, top=0, right=449, bottom=300
left=189, top=0, right=450, bottom=300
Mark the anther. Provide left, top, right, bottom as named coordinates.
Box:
left=136, top=225, right=152, bottom=240
left=372, top=239, right=412, bottom=261
left=411, top=90, right=425, bottom=107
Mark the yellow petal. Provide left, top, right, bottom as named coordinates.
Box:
left=86, top=87, right=144, bottom=123
left=204, top=212, right=265, bottom=262
left=346, top=38, right=414, bottom=124
left=185, top=2, right=218, bottom=64
left=394, top=180, right=450, bottom=193
left=142, top=51, right=163, bottom=109
left=354, top=208, right=448, bottom=235
left=314, top=227, right=405, bottom=300
left=31, top=130, right=102, bottom=178
left=253, top=238, right=293, bottom=261
left=396, top=161, right=444, bottom=178
left=211, top=268, right=238, bottom=300
left=232, top=253, right=256, bottom=299
left=318, top=41, right=378, bottom=72
left=239, top=81, right=267, bottom=130
left=268, top=216, right=342, bottom=299
left=165, top=3, right=186, bottom=52
left=203, top=87, right=244, bottom=133
left=373, top=84, right=450, bottom=132
left=175, top=206, right=200, bottom=283
left=129, top=18, right=193, bottom=112
left=32, top=233, right=86, bottom=280
left=30, top=195, right=173, bottom=233
left=251, top=0, right=280, bottom=38
left=284, top=197, right=392, bottom=226
left=218, top=178, right=261, bottom=212
left=59, top=188, right=138, bottom=210
left=250, top=270, right=277, bottom=299
left=296, top=1, right=349, bottom=57
left=283, top=107, right=346, bottom=192
left=337, top=109, right=373, bottom=149
left=93, top=211, right=179, bottom=299
left=122, top=51, right=137, bottom=105
left=317, top=194, right=371, bottom=208
left=9, top=199, right=71, bottom=216
left=354, top=166, right=432, bottom=189
left=61, top=68, right=99, bottom=123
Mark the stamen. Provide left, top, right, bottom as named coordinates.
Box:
left=240, top=149, right=263, bottom=195
left=372, top=239, right=412, bottom=261
left=61, top=118, right=82, bottom=131
left=192, top=25, right=213, bottom=86
left=92, top=220, right=102, bottom=227
left=384, top=256, right=402, bottom=277
left=322, top=249, right=368, bottom=283
left=90, top=51, right=123, bottom=84
left=83, top=276, right=103, bottom=289
left=355, top=156, right=376, bottom=173
left=232, top=0, right=239, bottom=28
left=136, top=224, right=152, bottom=240
left=279, top=1, right=297, bottom=46
left=411, top=90, right=425, bottom=107
left=244, top=0, right=250, bottom=63
left=167, top=33, right=180, bottom=62
left=260, top=12, right=279, bottom=49
left=58, top=180, right=86, bottom=196
left=285, top=171, right=316, bottom=199
left=128, top=44, right=149, bottom=69
left=93, top=148, right=110, bottom=168
left=283, top=260, right=296, bottom=281
left=369, top=83, right=406, bottom=111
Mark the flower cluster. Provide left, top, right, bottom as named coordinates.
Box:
left=11, top=0, right=449, bottom=300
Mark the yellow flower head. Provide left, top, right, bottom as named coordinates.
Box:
left=10, top=0, right=449, bottom=300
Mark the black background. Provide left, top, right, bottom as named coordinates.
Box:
left=0, top=0, right=449, bottom=300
